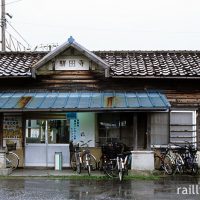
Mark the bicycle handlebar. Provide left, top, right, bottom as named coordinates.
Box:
left=80, top=140, right=92, bottom=147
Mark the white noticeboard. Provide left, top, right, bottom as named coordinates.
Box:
left=70, top=119, right=80, bottom=142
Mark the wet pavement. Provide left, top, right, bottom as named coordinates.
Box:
left=0, top=174, right=200, bottom=199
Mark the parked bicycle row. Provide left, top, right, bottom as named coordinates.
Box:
left=153, top=141, right=199, bottom=175
left=70, top=140, right=131, bottom=181
left=6, top=139, right=198, bottom=180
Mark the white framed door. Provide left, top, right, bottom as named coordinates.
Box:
left=25, top=119, right=70, bottom=167
left=25, top=120, right=48, bottom=167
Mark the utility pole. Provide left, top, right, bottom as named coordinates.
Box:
left=1, top=0, right=6, bottom=51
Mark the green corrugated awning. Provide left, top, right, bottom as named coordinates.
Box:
left=0, top=91, right=170, bottom=112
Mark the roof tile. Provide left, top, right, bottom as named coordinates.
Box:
left=1, top=51, right=200, bottom=78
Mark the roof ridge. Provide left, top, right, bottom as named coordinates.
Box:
left=93, top=50, right=200, bottom=53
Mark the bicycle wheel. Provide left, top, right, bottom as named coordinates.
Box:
left=154, top=155, right=162, bottom=170
left=70, top=153, right=77, bottom=171
left=82, top=153, right=97, bottom=171
left=87, top=156, right=91, bottom=176
left=163, top=155, right=173, bottom=175
left=192, top=163, right=198, bottom=175
left=104, top=160, right=118, bottom=178
left=76, top=154, right=81, bottom=174
left=174, top=154, right=184, bottom=175
left=84, top=154, right=91, bottom=176
left=6, top=152, right=19, bottom=169
left=118, top=160, right=124, bottom=181
left=77, top=163, right=81, bottom=174
left=119, top=170, right=123, bottom=181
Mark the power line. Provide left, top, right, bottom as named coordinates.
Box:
left=5, top=29, right=28, bottom=51
left=0, top=0, right=23, bottom=6
left=6, top=20, right=30, bottom=47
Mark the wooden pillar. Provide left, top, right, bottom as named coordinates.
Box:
left=22, top=114, right=26, bottom=148
left=146, top=114, right=151, bottom=150
left=0, top=113, right=3, bottom=149
left=168, top=109, right=171, bottom=144
left=133, top=113, right=138, bottom=150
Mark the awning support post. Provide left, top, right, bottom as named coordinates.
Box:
left=133, top=113, right=138, bottom=150
left=146, top=114, right=151, bottom=150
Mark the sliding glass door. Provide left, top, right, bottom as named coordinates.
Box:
left=25, top=119, right=70, bottom=167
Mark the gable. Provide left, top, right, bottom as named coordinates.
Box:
left=32, top=37, right=109, bottom=77
left=36, top=47, right=99, bottom=74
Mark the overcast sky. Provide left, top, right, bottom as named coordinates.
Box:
left=4, top=0, right=200, bottom=51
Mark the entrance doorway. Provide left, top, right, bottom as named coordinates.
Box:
left=25, top=119, right=70, bottom=167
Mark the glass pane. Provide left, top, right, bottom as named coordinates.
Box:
left=48, top=120, right=69, bottom=144
left=25, top=120, right=46, bottom=143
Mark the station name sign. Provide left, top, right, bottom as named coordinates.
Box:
left=55, top=56, right=90, bottom=70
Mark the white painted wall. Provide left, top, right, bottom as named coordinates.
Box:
left=131, top=151, right=154, bottom=171
left=77, top=112, right=96, bottom=147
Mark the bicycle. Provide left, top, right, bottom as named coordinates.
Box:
left=80, top=140, right=97, bottom=176
left=5, top=144, right=19, bottom=170
left=153, top=144, right=184, bottom=175
left=116, top=151, right=131, bottom=181
left=177, top=141, right=198, bottom=175
left=100, top=142, right=131, bottom=181
left=70, top=140, right=97, bottom=175
left=70, top=143, right=82, bottom=174
left=153, top=145, right=174, bottom=175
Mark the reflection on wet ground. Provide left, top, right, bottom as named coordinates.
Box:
left=0, top=176, right=199, bottom=200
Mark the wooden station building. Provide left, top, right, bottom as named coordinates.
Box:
left=0, top=36, right=200, bottom=170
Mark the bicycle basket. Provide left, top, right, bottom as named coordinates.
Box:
left=101, top=145, right=115, bottom=159
left=6, top=143, right=16, bottom=151
left=101, top=143, right=123, bottom=159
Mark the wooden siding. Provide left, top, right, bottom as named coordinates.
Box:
left=1, top=75, right=200, bottom=149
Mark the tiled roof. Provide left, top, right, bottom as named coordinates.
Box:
left=95, top=51, right=200, bottom=77
left=0, top=52, right=47, bottom=77
left=1, top=51, right=200, bottom=78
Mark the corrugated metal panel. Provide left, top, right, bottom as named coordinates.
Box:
left=25, top=93, right=46, bottom=109
left=51, top=93, right=70, bottom=108
left=2, top=92, right=25, bottom=109
left=65, top=93, right=80, bottom=108
left=78, top=93, right=92, bottom=108
left=0, top=91, right=170, bottom=111
left=90, top=92, right=102, bottom=108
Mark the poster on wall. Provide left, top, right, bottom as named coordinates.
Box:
left=3, top=115, right=22, bottom=138
left=70, top=119, right=80, bottom=143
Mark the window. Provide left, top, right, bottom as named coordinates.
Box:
left=25, top=119, right=70, bottom=144
left=151, top=113, right=169, bottom=145
left=170, top=111, right=196, bottom=147
left=97, top=113, right=133, bottom=147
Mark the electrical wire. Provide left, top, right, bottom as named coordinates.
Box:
left=4, top=0, right=23, bottom=6
left=5, top=29, right=27, bottom=50
left=6, top=20, right=31, bottom=47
